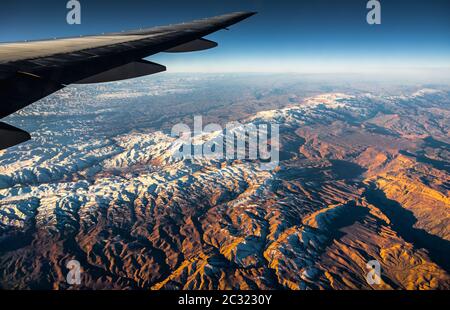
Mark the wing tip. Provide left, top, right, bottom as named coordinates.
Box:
left=224, top=11, right=257, bottom=25
left=235, top=11, right=258, bottom=18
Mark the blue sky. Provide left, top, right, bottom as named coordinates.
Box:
left=1, top=0, right=449, bottom=73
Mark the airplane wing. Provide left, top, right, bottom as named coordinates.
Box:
left=0, top=11, right=255, bottom=149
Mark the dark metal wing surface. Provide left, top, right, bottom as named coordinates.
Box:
left=0, top=11, right=255, bottom=149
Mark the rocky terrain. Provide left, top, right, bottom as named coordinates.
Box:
left=0, top=74, right=449, bottom=289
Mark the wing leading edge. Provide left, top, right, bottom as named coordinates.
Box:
left=0, top=11, right=256, bottom=149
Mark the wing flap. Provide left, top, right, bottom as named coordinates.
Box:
left=165, top=38, right=218, bottom=53
left=0, top=122, right=31, bottom=150
left=0, top=72, right=64, bottom=118
left=75, top=60, right=166, bottom=84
